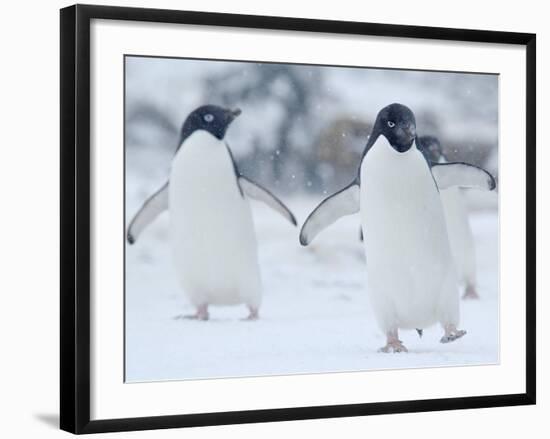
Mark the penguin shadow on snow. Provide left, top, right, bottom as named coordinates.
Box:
left=172, top=313, right=260, bottom=323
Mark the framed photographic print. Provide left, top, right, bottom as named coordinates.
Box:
left=60, top=4, right=536, bottom=434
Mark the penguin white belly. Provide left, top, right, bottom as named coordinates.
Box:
left=360, top=140, right=459, bottom=332
left=440, top=187, right=476, bottom=287
left=169, top=131, right=261, bottom=308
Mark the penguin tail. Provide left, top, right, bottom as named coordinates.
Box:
left=416, top=328, right=423, bottom=338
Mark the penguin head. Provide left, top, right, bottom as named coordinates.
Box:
left=373, top=103, right=417, bottom=153
left=179, top=105, right=241, bottom=144
left=417, top=135, right=445, bottom=164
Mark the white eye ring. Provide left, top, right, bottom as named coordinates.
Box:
left=203, top=114, right=214, bottom=123
left=387, top=121, right=395, bottom=128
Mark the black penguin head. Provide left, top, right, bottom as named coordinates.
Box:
left=417, top=135, right=445, bottom=164
left=372, top=103, right=417, bottom=153
left=179, top=105, right=241, bottom=144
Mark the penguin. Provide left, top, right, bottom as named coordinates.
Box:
left=300, top=103, right=496, bottom=352
left=417, top=135, right=480, bottom=300
left=127, top=105, right=297, bottom=321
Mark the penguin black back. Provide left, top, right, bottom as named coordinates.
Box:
left=178, top=105, right=241, bottom=147
left=417, top=135, right=445, bottom=164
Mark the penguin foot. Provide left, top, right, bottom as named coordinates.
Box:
left=242, top=306, right=259, bottom=321
left=440, top=325, right=466, bottom=343
left=378, top=340, right=408, bottom=353
left=175, top=304, right=209, bottom=321
left=379, top=330, right=408, bottom=353
left=462, top=285, right=480, bottom=300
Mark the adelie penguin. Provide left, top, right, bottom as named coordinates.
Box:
left=300, top=103, right=496, bottom=352
left=127, top=105, right=297, bottom=321
left=417, top=135, right=482, bottom=300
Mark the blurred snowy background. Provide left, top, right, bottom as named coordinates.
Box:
left=125, top=56, right=499, bottom=382
left=126, top=56, right=498, bottom=195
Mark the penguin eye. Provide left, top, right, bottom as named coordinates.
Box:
left=387, top=121, right=395, bottom=128
left=203, top=114, right=214, bottom=123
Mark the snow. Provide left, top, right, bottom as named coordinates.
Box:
left=125, top=181, right=498, bottom=383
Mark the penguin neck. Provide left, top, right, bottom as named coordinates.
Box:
left=361, top=134, right=418, bottom=166
left=378, top=137, right=418, bottom=164
left=360, top=136, right=432, bottom=199
left=361, top=130, right=416, bottom=161
left=177, top=128, right=224, bottom=153
left=175, top=130, right=225, bottom=155
left=172, top=130, right=227, bottom=172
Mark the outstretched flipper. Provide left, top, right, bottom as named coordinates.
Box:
left=127, top=182, right=169, bottom=244
left=300, top=181, right=360, bottom=246
left=431, top=162, right=496, bottom=191
left=238, top=176, right=297, bottom=226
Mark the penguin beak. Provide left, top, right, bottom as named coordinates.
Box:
left=224, top=108, right=241, bottom=127
left=403, top=124, right=416, bottom=141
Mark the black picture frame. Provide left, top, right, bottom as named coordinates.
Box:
left=60, top=3, right=536, bottom=434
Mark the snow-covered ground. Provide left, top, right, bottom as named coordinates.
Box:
left=125, top=179, right=499, bottom=383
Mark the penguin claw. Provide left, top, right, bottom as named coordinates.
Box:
left=378, top=341, right=408, bottom=353
left=174, top=313, right=210, bottom=321
left=440, top=329, right=467, bottom=343
left=174, top=304, right=209, bottom=321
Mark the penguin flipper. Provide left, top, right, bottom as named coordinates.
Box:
left=238, top=176, right=297, bottom=226
left=299, top=181, right=360, bottom=246
left=431, top=162, right=496, bottom=191
left=127, top=182, right=169, bottom=244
